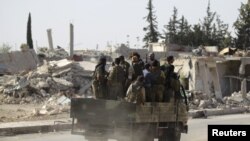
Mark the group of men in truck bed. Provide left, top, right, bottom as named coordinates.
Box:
left=92, top=52, right=182, bottom=104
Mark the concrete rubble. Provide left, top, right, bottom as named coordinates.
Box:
left=188, top=90, right=250, bottom=118
left=37, top=46, right=69, bottom=61
left=0, top=59, right=93, bottom=106
left=33, top=94, right=71, bottom=116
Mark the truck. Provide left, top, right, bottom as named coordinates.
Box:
left=70, top=86, right=188, bottom=141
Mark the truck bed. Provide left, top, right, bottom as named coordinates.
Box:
left=70, top=98, right=188, bottom=123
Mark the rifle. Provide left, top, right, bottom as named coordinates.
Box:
left=174, top=92, right=180, bottom=139
left=181, top=85, right=189, bottom=111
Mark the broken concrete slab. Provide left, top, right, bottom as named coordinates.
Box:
left=190, top=107, right=248, bottom=118
left=53, top=77, right=73, bottom=87
left=36, top=81, right=49, bottom=89
left=49, top=59, right=73, bottom=70
left=52, top=68, right=72, bottom=77
left=31, top=95, right=71, bottom=116
left=57, top=95, right=70, bottom=105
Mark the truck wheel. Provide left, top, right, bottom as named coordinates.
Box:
left=131, top=124, right=155, bottom=141
left=159, top=129, right=181, bottom=141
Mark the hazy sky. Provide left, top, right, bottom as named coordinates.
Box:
left=0, top=0, right=247, bottom=50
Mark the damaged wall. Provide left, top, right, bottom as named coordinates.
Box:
left=176, top=57, right=223, bottom=99
left=216, top=60, right=241, bottom=98
left=191, top=58, right=221, bottom=98
left=0, top=49, right=38, bottom=73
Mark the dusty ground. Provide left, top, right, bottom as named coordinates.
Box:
left=0, top=103, right=69, bottom=123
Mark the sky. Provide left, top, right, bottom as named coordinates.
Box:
left=0, top=0, right=248, bottom=51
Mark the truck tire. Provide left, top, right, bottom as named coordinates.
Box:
left=159, top=128, right=181, bottom=141
left=131, top=124, right=155, bottom=141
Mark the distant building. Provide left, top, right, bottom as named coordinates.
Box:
left=148, top=42, right=166, bottom=52
left=114, top=44, right=148, bottom=59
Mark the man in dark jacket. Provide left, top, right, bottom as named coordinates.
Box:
left=92, top=56, right=108, bottom=99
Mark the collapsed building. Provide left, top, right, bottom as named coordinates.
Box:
left=0, top=59, right=93, bottom=104
left=175, top=56, right=250, bottom=99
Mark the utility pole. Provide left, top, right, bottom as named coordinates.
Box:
left=70, top=23, right=74, bottom=58
left=47, top=29, right=54, bottom=50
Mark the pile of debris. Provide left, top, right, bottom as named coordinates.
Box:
left=0, top=59, right=93, bottom=104
left=33, top=94, right=71, bottom=116
left=222, top=92, right=250, bottom=107
left=189, top=91, right=250, bottom=110
left=37, top=46, right=69, bottom=61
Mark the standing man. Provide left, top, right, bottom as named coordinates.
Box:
left=148, top=52, right=160, bottom=67
left=161, top=55, right=174, bottom=72
left=151, top=60, right=165, bottom=102
left=119, top=55, right=130, bottom=97
left=92, top=56, right=108, bottom=99
left=161, top=55, right=175, bottom=89
left=130, top=55, right=144, bottom=81
left=161, top=56, right=175, bottom=102
left=119, top=55, right=130, bottom=79
left=108, top=58, right=125, bottom=100
left=143, top=63, right=153, bottom=102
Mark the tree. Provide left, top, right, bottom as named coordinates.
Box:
left=177, top=15, right=192, bottom=45
left=234, top=2, right=250, bottom=49
left=27, top=13, right=33, bottom=49
left=222, top=32, right=234, bottom=47
left=162, top=0, right=231, bottom=48
left=0, top=43, right=11, bottom=53
left=215, top=15, right=231, bottom=48
left=191, top=24, right=204, bottom=46
left=143, top=0, right=160, bottom=48
left=197, top=0, right=231, bottom=48
left=201, top=0, right=216, bottom=45
left=164, top=7, right=179, bottom=44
